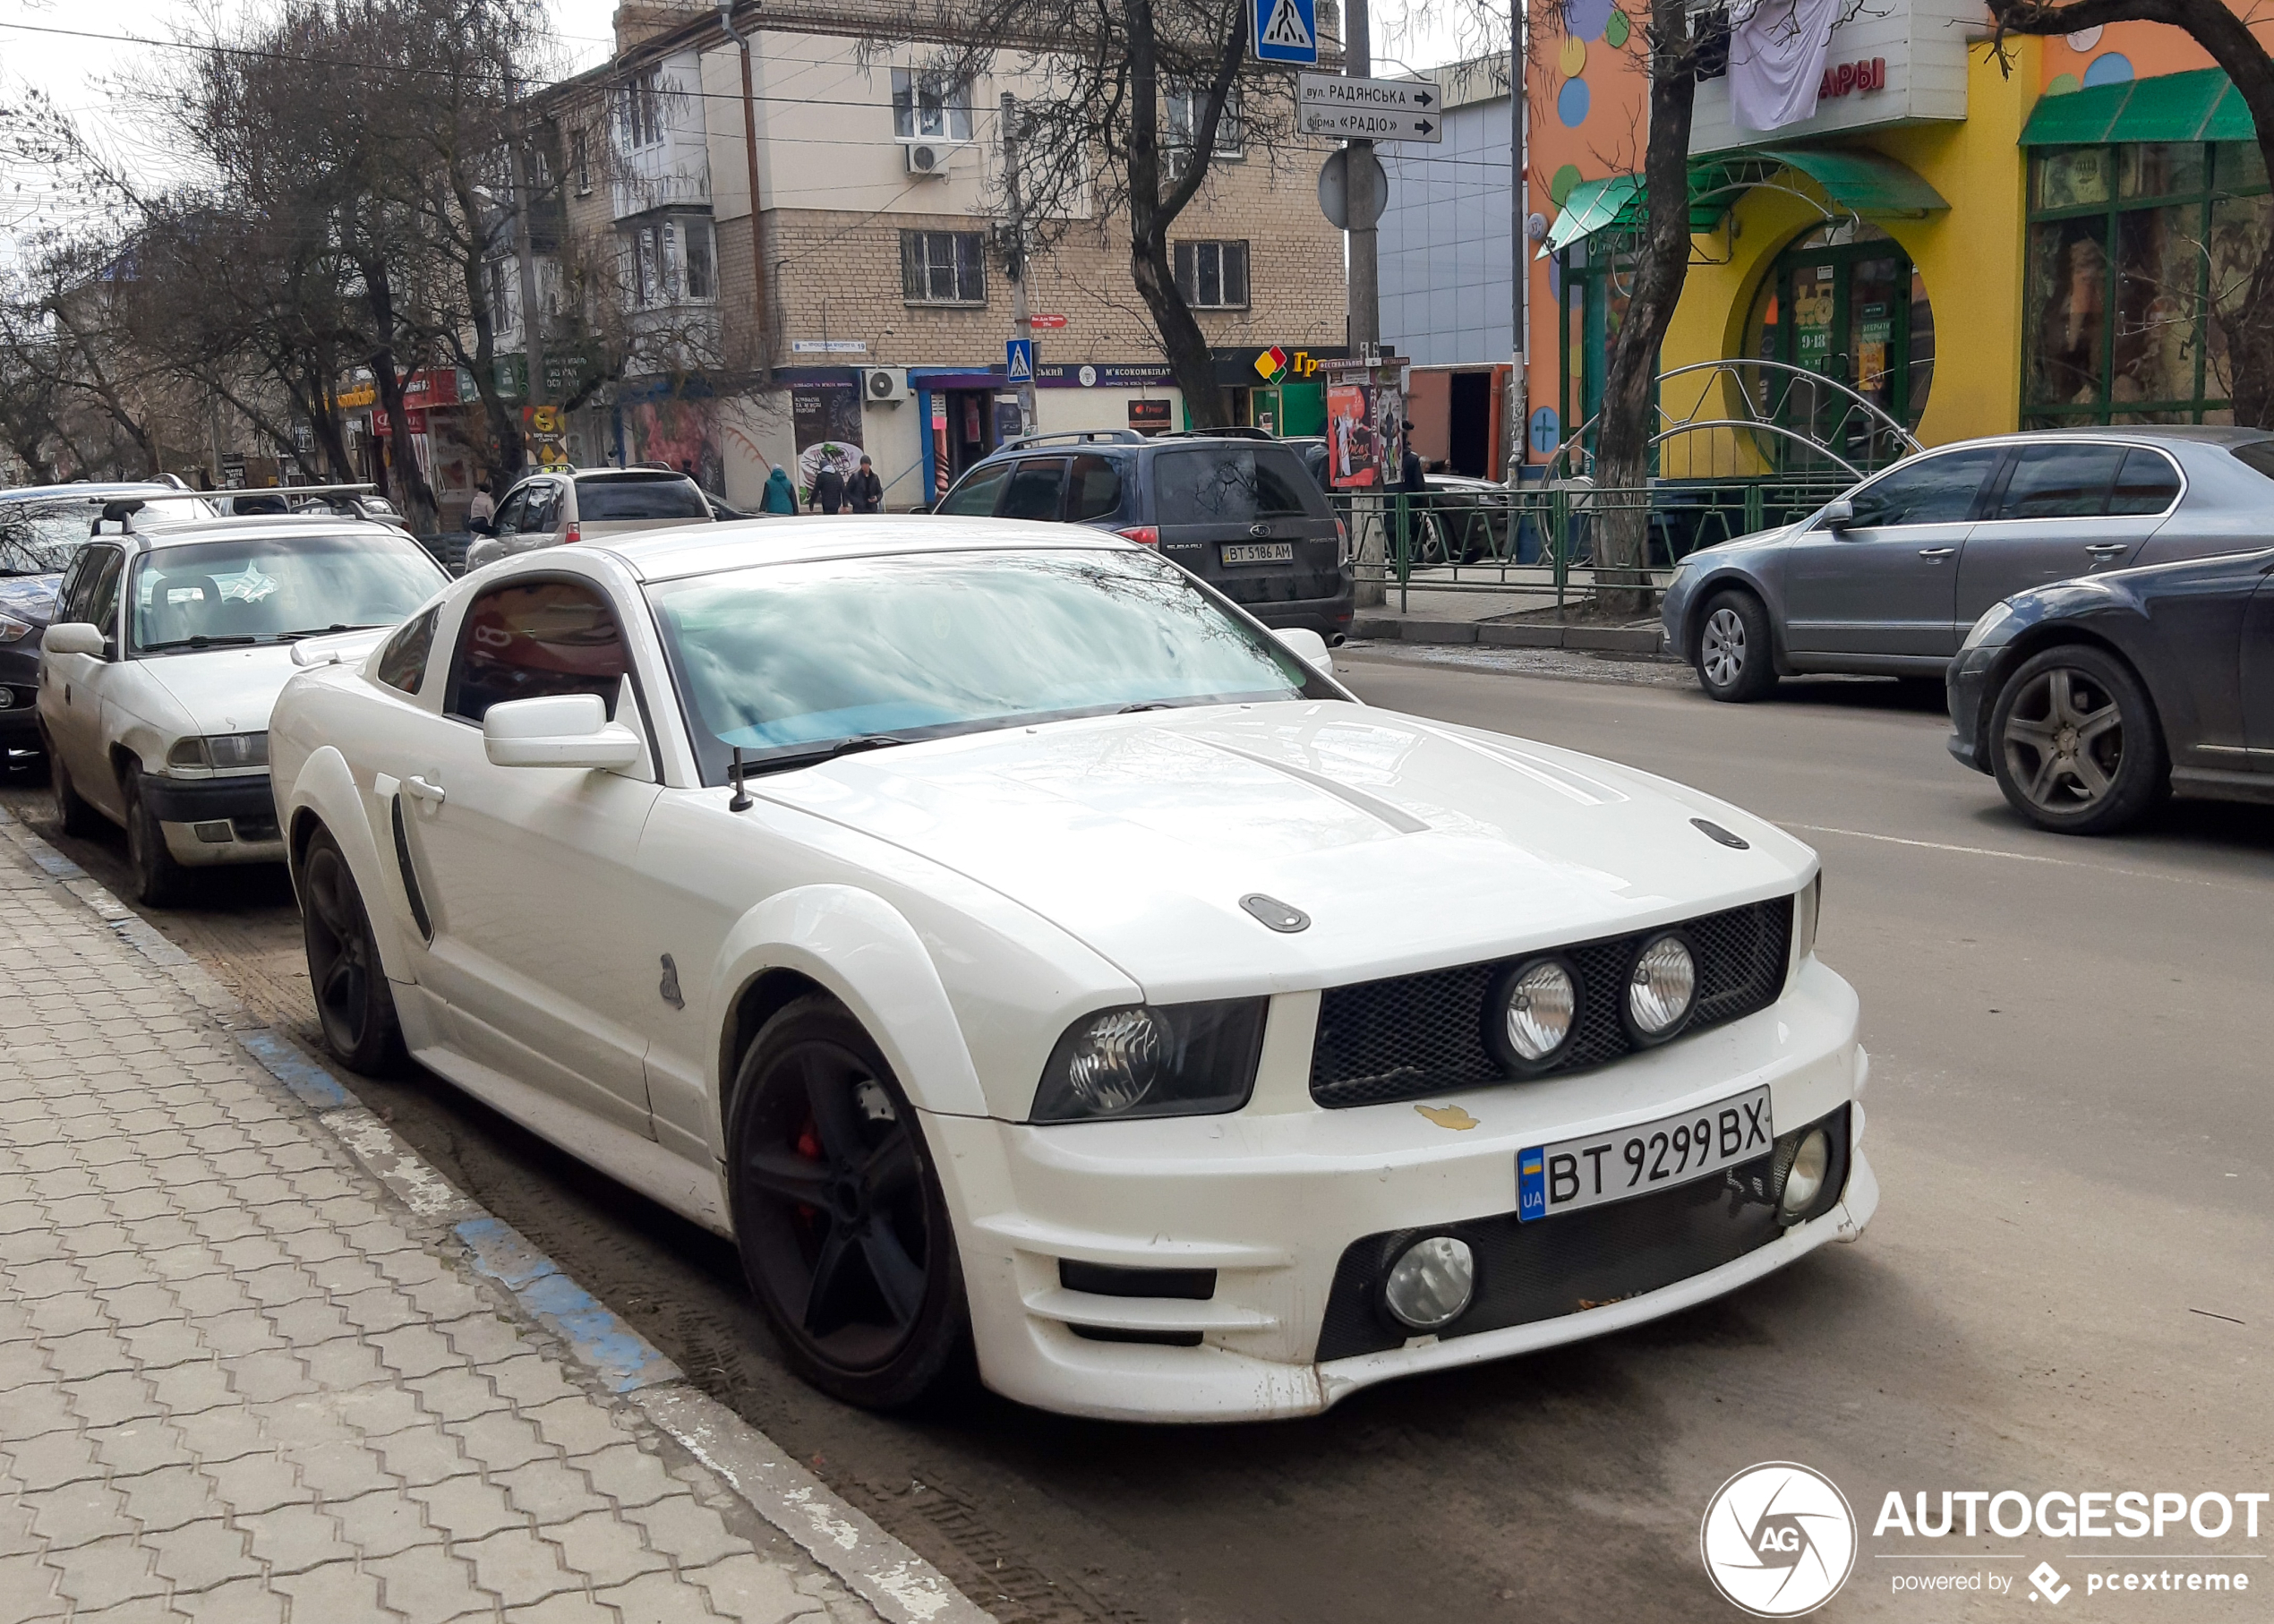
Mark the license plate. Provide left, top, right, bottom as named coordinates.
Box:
left=1220, top=542, right=1294, bottom=565
left=1517, top=1087, right=1773, bottom=1222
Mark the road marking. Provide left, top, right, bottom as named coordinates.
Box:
left=1782, top=823, right=2251, bottom=891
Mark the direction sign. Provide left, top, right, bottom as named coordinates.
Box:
left=1005, top=338, right=1034, bottom=383
left=1296, top=73, right=1443, bottom=142
left=1252, top=0, right=1316, bottom=65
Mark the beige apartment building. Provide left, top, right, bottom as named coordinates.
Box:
left=493, top=0, right=1347, bottom=510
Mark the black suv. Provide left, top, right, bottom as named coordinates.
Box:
left=934, top=431, right=1352, bottom=637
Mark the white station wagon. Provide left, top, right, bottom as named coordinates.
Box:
left=269, top=517, right=1877, bottom=1421
left=38, top=511, right=448, bottom=903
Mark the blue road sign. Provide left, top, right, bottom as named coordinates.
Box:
left=1005, top=338, right=1034, bottom=383
left=1253, top=0, right=1317, bottom=65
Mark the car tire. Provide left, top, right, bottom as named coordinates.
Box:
left=121, top=773, right=192, bottom=907
left=726, top=994, right=969, bottom=1411
left=300, top=826, right=407, bottom=1073
left=1988, top=645, right=2167, bottom=835
left=47, top=741, right=103, bottom=838
left=1695, top=590, right=1778, bottom=703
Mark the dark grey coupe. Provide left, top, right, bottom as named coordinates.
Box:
left=1661, top=429, right=2274, bottom=702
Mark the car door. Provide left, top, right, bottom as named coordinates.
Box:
left=391, top=573, right=664, bottom=1135
left=40, top=543, right=127, bottom=813
left=2244, top=572, right=2274, bottom=763
left=1954, top=443, right=2179, bottom=630
left=1782, top=447, right=2002, bottom=658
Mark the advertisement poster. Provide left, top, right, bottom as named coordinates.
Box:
left=1327, top=382, right=1388, bottom=489
left=791, top=376, right=863, bottom=497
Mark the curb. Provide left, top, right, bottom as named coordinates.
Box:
left=1352, top=614, right=1666, bottom=654
left=0, top=803, right=994, bottom=1624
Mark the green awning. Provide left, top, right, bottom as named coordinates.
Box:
left=1541, top=149, right=1946, bottom=256
left=2020, top=65, right=2253, bottom=145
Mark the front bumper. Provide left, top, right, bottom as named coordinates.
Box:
left=932, top=955, right=1871, bottom=1422
left=1946, top=645, right=1998, bottom=774
left=145, top=772, right=286, bottom=866
left=0, top=646, right=39, bottom=739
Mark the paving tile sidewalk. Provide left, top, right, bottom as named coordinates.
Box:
left=0, top=834, right=883, bottom=1623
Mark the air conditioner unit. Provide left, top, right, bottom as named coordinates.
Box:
left=904, top=141, right=958, bottom=177
left=863, top=368, right=910, bottom=404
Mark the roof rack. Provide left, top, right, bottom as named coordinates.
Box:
left=997, top=430, right=1148, bottom=451
left=1155, top=426, right=1275, bottom=441
left=97, top=483, right=379, bottom=534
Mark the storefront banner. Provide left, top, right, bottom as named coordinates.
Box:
left=1036, top=363, right=1177, bottom=389
left=791, top=375, right=864, bottom=496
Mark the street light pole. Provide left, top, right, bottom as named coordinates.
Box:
left=1002, top=91, right=1037, bottom=436
left=1345, top=0, right=1378, bottom=354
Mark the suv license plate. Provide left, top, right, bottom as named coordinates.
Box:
left=1517, top=1086, right=1773, bottom=1222
left=1220, top=542, right=1294, bottom=565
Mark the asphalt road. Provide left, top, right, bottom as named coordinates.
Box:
left=8, top=646, right=2270, bottom=1622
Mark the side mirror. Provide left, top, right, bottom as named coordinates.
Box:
left=42, top=621, right=106, bottom=658
left=482, top=692, right=645, bottom=771
left=1272, top=626, right=1336, bottom=678
left=1821, top=498, right=1858, bottom=531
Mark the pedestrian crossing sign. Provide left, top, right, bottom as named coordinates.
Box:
left=1252, top=0, right=1316, bottom=64
left=1005, top=338, right=1034, bottom=383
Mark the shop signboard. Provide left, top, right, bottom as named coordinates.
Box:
left=1688, top=0, right=1977, bottom=153
left=1127, top=399, right=1174, bottom=432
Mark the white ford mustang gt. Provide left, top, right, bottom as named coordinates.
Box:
left=269, top=517, right=1876, bottom=1422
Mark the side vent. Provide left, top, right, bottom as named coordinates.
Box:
left=390, top=795, right=434, bottom=942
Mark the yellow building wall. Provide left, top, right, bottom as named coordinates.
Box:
left=1657, top=39, right=2045, bottom=455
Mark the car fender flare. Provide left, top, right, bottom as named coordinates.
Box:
left=280, top=745, right=415, bottom=984
left=1686, top=570, right=1791, bottom=671
left=710, top=885, right=990, bottom=1123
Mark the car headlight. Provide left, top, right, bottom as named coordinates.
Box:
left=1795, top=873, right=1821, bottom=964
left=1623, top=933, right=1697, bottom=1041
left=1485, top=957, right=1578, bottom=1071
left=1030, top=998, right=1269, bottom=1122
left=1959, top=602, right=2017, bottom=654
left=166, top=731, right=269, bottom=770
left=0, top=614, right=31, bottom=644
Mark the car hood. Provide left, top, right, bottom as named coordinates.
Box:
left=137, top=643, right=322, bottom=736
left=1684, top=521, right=1800, bottom=565
left=0, top=574, right=63, bottom=628
left=757, top=702, right=1816, bottom=997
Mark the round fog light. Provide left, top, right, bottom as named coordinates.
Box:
left=1779, top=1127, right=1832, bottom=1218
left=1493, top=958, right=1577, bottom=1066
left=1382, top=1235, right=1475, bottom=1331
left=1626, top=934, right=1697, bottom=1039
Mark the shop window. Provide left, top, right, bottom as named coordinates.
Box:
left=1174, top=241, right=1249, bottom=310
left=2024, top=141, right=2270, bottom=424
left=902, top=230, right=987, bottom=304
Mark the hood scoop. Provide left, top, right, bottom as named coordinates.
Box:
left=1239, top=893, right=1311, bottom=933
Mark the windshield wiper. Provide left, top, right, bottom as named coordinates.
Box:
left=138, top=635, right=257, bottom=652
left=743, top=735, right=911, bottom=777
left=274, top=623, right=380, bottom=642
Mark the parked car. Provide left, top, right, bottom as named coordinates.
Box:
left=1946, top=546, right=2274, bottom=834
left=463, top=466, right=715, bottom=573
left=934, top=431, right=1353, bottom=638
left=1287, top=437, right=1524, bottom=565
left=36, top=510, right=448, bottom=902
left=1, top=483, right=217, bottom=761
left=269, top=514, right=1871, bottom=1421
left=1662, top=428, right=2274, bottom=702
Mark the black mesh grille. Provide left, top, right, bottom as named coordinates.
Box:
left=1309, top=897, right=1793, bottom=1109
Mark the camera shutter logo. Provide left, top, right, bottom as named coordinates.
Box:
left=1700, top=1462, right=1858, bottom=1617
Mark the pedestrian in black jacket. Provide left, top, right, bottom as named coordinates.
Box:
left=810, top=462, right=846, bottom=514
left=848, top=455, right=885, bottom=514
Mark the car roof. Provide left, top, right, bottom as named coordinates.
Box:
left=594, top=514, right=1146, bottom=584
left=113, top=515, right=429, bottom=553
left=1938, top=425, right=2273, bottom=450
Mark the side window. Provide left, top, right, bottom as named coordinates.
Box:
left=998, top=458, right=1069, bottom=522
left=374, top=605, right=440, bottom=696
left=494, top=489, right=530, bottom=535
left=446, top=579, right=630, bottom=724
left=55, top=550, right=96, bottom=623
left=526, top=484, right=562, bottom=534
left=936, top=463, right=1010, bottom=517
left=2107, top=448, right=2182, bottom=516
left=81, top=549, right=126, bottom=639
left=1068, top=454, right=1124, bottom=522
left=1846, top=449, right=2001, bottom=528
left=1995, top=444, right=2127, bottom=520
left=1251, top=450, right=1320, bottom=517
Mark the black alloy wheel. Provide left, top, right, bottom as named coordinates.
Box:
left=1696, top=588, right=1778, bottom=703
left=1988, top=645, right=2167, bottom=836
left=46, top=736, right=103, bottom=838
left=121, top=773, right=191, bottom=908
left=300, top=826, right=406, bottom=1073
left=727, top=995, right=967, bottom=1409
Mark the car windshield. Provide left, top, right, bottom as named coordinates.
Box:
left=647, top=547, right=1321, bottom=782
left=128, top=532, right=447, bottom=654
left=577, top=477, right=711, bottom=520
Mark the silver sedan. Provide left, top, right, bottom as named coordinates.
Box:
left=1660, top=427, right=2274, bottom=702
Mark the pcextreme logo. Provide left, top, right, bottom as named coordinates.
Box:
left=1701, top=1462, right=1859, bottom=1617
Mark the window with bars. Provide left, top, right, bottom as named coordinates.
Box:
left=901, top=230, right=987, bottom=304
left=2023, top=141, right=2270, bottom=426
left=1173, top=240, right=1249, bottom=310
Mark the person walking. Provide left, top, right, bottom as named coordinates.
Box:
left=847, top=455, right=884, bottom=514
left=1397, top=420, right=1430, bottom=566
left=762, top=464, right=798, bottom=514
left=809, top=460, right=847, bottom=515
